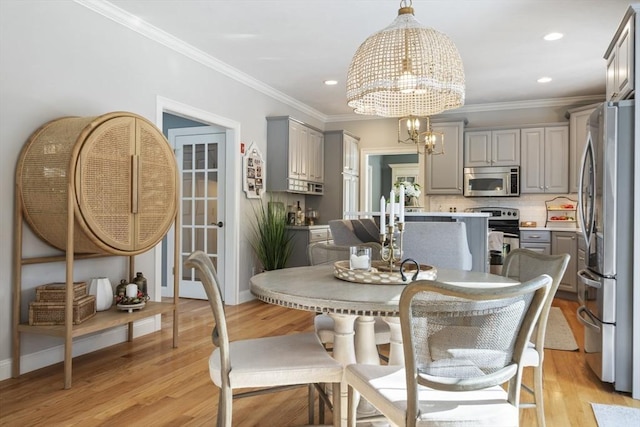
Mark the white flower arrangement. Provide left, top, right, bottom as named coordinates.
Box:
left=394, top=181, right=421, bottom=198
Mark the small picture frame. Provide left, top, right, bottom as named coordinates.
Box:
left=243, top=143, right=265, bottom=199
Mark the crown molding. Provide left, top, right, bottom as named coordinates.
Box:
left=75, top=1, right=603, bottom=126
left=74, top=0, right=329, bottom=122
left=326, top=94, right=605, bottom=123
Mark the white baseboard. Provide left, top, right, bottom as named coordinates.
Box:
left=237, top=289, right=256, bottom=304
left=0, top=315, right=161, bottom=381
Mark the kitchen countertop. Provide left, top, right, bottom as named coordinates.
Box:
left=346, top=211, right=490, bottom=218
left=520, top=226, right=581, bottom=232
left=286, top=224, right=330, bottom=230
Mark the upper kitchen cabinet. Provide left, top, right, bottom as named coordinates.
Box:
left=521, top=126, right=569, bottom=194
left=343, top=132, right=359, bottom=176
left=307, top=130, right=359, bottom=222
left=425, top=121, right=465, bottom=195
left=605, top=7, right=636, bottom=101
left=266, top=116, right=324, bottom=195
left=567, top=104, right=598, bottom=193
left=464, top=129, right=520, bottom=167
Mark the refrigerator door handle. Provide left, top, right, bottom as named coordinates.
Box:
left=577, top=269, right=601, bottom=288
left=577, top=134, right=596, bottom=247
left=577, top=306, right=601, bottom=332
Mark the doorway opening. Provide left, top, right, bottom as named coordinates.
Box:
left=156, top=97, right=240, bottom=305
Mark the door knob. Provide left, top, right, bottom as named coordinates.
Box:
left=211, top=221, right=224, bottom=227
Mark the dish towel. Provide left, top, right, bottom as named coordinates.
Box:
left=488, top=231, right=504, bottom=252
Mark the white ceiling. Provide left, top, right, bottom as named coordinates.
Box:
left=104, top=0, right=631, bottom=120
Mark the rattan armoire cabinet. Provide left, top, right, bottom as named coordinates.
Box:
left=12, top=112, right=180, bottom=389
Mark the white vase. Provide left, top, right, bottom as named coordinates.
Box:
left=89, top=277, right=113, bottom=311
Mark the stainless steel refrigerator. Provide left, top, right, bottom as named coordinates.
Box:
left=577, top=100, right=633, bottom=393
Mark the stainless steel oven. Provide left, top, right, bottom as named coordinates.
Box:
left=467, top=207, right=520, bottom=274
left=464, top=166, right=520, bottom=197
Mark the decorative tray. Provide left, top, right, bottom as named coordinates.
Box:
left=333, top=260, right=437, bottom=285
left=116, top=302, right=146, bottom=313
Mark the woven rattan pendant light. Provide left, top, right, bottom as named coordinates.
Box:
left=346, top=0, right=465, bottom=117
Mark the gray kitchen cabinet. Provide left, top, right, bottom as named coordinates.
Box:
left=307, top=130, right=359, bottom=223
left=568, top=105, right=598, bottom=193
left=266, top=116, right=324, bottom=195
left=464, top=128, right=520, bottom=167
left=285, top=225, right=332, bottom=267
left=552, top=231, right=578, bottom=293
left=425, top=121, right=465, bottom=195
left=520, top=230, right=551, bottom=255
left=521, top=126, right=569, bottom=194
left=605, top=8, right=635, bottom=101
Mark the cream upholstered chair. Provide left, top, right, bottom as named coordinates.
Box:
left=501, top=249, right=570, bottom=427
left=307, top=241, right=390, bottom=350
left=184, top=251, right=343, bottom=427
left=402, top=221, right=473, bottom=270
left=345, top=275, right=551, bottom=427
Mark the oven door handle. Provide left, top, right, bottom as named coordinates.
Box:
left=577, top=306, right=600, bottom=332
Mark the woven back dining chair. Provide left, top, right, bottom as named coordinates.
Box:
left=184, top=250, right=343, bottom=427
left=501, top=248, right=570, bottom=427
left=345, top=274, right=551, bottom=427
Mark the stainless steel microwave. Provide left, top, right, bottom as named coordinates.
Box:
left=463, top=166, right=520, bottom=197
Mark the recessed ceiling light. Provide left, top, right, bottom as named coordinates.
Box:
left=543, top=32, right=564, bottom=41
left=537, top=77, right=552, bottom=83
left=324, top=80, right=338, bottom=86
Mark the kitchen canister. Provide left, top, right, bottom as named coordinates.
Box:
left=89, top=277, right=113, bottom=311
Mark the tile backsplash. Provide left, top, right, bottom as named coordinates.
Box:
left=427, top=193, right=580, bottom=227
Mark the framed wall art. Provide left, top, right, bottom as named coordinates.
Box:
left=243, top=142, right=265, bottom=199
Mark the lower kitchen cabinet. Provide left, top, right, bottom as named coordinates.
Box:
left=285, top=225, right=332, bottom=268
left=551, top=231, right=578, bottom=293
left=520, top=230, right=551, bottom=255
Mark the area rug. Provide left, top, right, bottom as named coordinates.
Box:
left=591, top=403, right=640, bottom=426
left=543, top=307, right=579, bottom=351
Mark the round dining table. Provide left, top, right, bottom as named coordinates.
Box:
left=250, top=264, right=519, bottom=427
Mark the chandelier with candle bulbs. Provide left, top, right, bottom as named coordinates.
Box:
left=398, top=116, right=445, bottom=155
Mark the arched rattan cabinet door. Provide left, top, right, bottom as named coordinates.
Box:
left=134, top=118, right=177, bottom=251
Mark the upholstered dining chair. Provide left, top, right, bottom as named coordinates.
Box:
left=402, top=221, right=473, bottom=270
left=307, top=241, right=390, bottom=351
left=345, top=275, right=551, bottom=427
left=501, top=248, right=570, bottom=427
left=184, top=250, right=343, bottom=427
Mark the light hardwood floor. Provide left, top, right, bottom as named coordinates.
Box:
left=1, top=297, right=638, bottom=426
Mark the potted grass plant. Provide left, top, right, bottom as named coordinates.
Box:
left=250, top=201, right=294, bottom=271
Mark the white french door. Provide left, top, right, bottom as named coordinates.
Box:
left=167, top=126, right=226, bottom=300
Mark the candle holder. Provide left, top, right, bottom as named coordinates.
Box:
left=379, top=221, right=404, bottom=271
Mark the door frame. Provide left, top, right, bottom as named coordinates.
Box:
left=156, top=96, right=240, bottom=305
left=360, top=146, right=424, bottom=212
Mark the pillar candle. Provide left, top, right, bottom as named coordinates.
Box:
left=398, top=185, right=405, bottom=223
left=389, top=189, right=395, bottom=227
left=126, top=283, right=138, bottom=298
left=379, top=196, right=386, bottom=234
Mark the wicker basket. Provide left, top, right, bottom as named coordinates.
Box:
left=29, top=295, right=97, bottom=325
left=35, top=282, right=87, bottom=302
left=16, top=112, right=177, bottom=255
